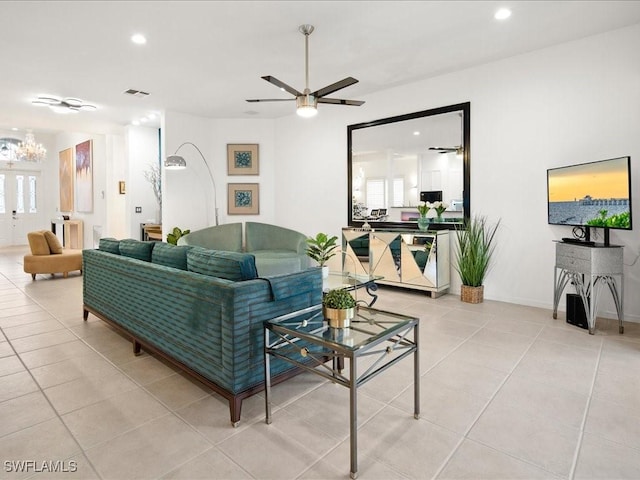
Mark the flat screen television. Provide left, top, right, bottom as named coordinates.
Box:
left=547, top=156, right=632, bottom=244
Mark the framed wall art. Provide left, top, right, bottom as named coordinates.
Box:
left=75, top=139, right=93, bottom=212
left=227, top=183, right=259, bottom=215
left=59, top=148, right=74, bottom=212
left=227, top=144, right=259, bottom=175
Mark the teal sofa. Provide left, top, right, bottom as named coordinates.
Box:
left=179, top=222, right=310, bottom=276
left=83, top=239, right=322, bottom=426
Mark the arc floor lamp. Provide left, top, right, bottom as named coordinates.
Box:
left=165, top=142, right=219, bottom=226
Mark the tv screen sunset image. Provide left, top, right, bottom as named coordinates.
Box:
left=548, top=157, right=631, bottom=229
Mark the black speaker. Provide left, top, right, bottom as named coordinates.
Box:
left=566, top=293, right=588, bottom=329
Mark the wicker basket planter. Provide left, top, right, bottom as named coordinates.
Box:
left=460, top=285, right=484, bottom=304
left=323, top=306, right=355, bottom=328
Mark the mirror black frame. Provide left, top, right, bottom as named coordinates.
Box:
left=347, top=101, right=470, bottom=230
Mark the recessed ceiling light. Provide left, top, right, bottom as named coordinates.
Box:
left=131, top=34, right=147, bottom=45
left=494, top=8, right=512, bottom=20
left=413, top=131, right=421, bottom=136
left=11, top=127, right=18, bottom=131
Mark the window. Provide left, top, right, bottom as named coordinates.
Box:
left=392, top=177, right=404, bottom=207
left=366, top=178, right=386, bottom=210
left=28, top=176, right=37, bottom=213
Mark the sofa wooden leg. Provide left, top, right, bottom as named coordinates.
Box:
left=63, top=272, right=68, bottom=278
left=31, top=274, right=36, bottom=280
left=230, top=397, right=242, bottom=427
left=133, top=340, right=142, bottom=356
left=83, top=309, right=89, bottom=321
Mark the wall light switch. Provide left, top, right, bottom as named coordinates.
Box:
left=135, top=207, right=142, bottom=213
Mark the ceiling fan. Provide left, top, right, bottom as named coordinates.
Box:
left=246, top=24, right=364, bottom=117
left=429, top=146, right=463, bottom=154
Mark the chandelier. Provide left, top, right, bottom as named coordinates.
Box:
left=17, top=130, right=46, bottom=162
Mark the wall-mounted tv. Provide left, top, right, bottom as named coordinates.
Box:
left=547, top=156, right=632, bottom=243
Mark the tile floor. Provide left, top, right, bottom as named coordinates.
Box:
left=1, top=245, right=639, bottom=479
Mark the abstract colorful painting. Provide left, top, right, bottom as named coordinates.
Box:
left=75, top=140, right=93, bottom=212
left=227, top=183, right=259, bottom=214
left=59, top=148, right=74, bottom=212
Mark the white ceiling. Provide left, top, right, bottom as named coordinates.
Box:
left=2, top=1, right=640, bottom=136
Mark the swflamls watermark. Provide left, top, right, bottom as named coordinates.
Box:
left=4, top=460, right=78, bottom=473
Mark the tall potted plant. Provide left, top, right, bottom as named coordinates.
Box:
left=306, top=232, right=338, bottom=277
left=453, top=215, right=500, bottom=303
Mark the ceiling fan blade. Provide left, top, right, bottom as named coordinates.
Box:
left=318, top=98, right=365, bottom=106
left=261, top=76, right=302, bottom=96
left=428, top=147, right=457, bottom=152
left=246, top=98, right=296, bottom=103
left=312, top=77, right=359, bottom=98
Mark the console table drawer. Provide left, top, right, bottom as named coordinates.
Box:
left=556, top=255, right=591, bottom=273
left=556, top=243, right=591, bottom=260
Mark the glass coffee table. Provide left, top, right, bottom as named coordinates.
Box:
left=264, top=304, right=419, bottom=479
left=324, top=271, right=383, bottom=306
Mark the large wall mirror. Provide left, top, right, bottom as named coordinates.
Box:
left=348, top=102, right=470, bottom=229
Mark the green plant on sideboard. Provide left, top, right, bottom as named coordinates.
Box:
left=167, top=227, right=191, bottom=245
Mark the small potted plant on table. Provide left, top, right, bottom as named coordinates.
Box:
left=323, top=288, right=356, bottom=328
left=306, top=232, right=338, bottom=277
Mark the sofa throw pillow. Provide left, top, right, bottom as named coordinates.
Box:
left=43, top=230, right=63, bottom=254
left=187, top=248, right=258, bottom=281
left=27, top=231, right=50, bottom=256
left=151, top=242, right=192, bottom=270
left=99, top=238, right=121, bottom=255
left=119, top=239, right=155, bottom=262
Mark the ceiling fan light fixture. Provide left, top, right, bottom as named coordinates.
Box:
left=31, top=95, right=97, bottom=114
left=296, top=95, right=318, bottom=118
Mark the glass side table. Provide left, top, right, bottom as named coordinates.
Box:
left=264, top=304, right=419, bottom=479
left=324, top=272, right=384, bottom=306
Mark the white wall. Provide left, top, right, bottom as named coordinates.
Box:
left=272, top=24, right=640, bottom=321
left=162, top=111, right=276, bottom=237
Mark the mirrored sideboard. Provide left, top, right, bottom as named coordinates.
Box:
left=342, top=228, right=450, bottom=297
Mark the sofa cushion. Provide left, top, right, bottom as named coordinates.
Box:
left=119, top=239, right=155, bottom=262
left=151, top=243, right=192, bottom=270
left=44, top=230, right=63, bottom=254
left=178, top=223, right=243, bottom=252
left=27, top=231, right=50, bottom=255
left=187, top=248, right=257, bottom=281
left=99, top=238, right=121, bottom=255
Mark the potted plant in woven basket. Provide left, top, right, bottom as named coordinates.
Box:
left=453, top=215, right=500, bottom=303
left=323, top=288, right=356, bottom=328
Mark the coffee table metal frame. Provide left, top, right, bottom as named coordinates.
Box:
left=264, top=304, right=420, bottom=479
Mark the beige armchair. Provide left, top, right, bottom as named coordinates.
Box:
left=23, top=230, right=83, bottom=280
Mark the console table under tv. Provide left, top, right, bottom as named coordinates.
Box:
left=552, top=240, right=624, bottom=335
